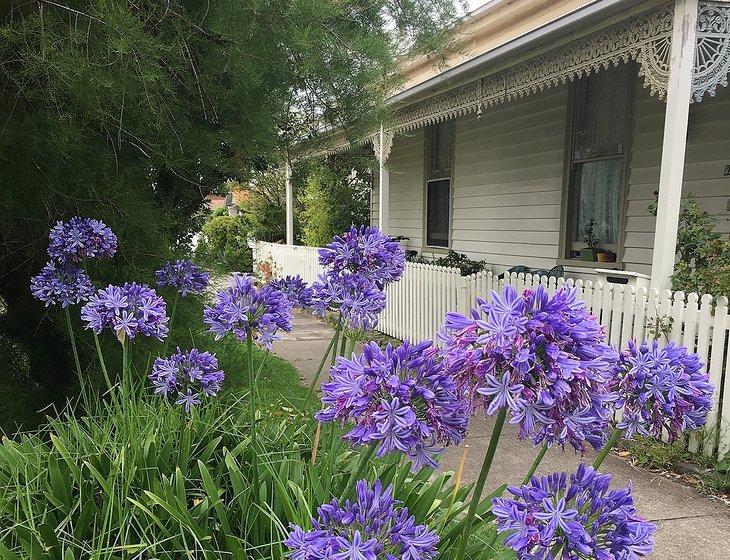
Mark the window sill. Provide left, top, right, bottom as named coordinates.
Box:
left=555, top=259, right=624, bottom=270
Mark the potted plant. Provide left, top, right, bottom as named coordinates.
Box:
left=580, top=218, right=601, bottom=262
left=597, top=249, right=617, bottom=263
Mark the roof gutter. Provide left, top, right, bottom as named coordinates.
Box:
left=388, top=0, right=643, bottom=107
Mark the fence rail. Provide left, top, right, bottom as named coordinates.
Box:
left=255, top=241, right=730, bottom=460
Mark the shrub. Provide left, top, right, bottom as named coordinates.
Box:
left=407, top=250, right=487, bottom=276
left=649, top=192, right=730, bottom=296
left=196, top=215, right=253, bottom=273
left=300, top=158, right=372, bottom=247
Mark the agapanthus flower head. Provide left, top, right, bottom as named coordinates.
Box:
left=155, top=259, right=209, bottom=297
left=318, top=226, right=405, bottom=288
left=81, top=283, right=169, bottom=342
left=149, top=347, right=224, bottom=411
left=30, top=261, right=94, bottom=308
left=268, top=275, right=313, bottom=309
left=493, top=463, right=655, bottom=560
left=311, top=270, right=386, bottom=331
left=439, top=285, right=618, bottom=453
left=615, top=339, right=713, bottom=442
left=203, top=273, right=293, bottom=349
left=317, top=339, right=469, bottom=470
left=48, top=216, right=117, bottom=263
left=285, top=479, right=439, bottom=560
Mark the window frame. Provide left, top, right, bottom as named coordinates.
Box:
left=559, top=66, right=636, bottom=264
left=422, top=120, right=456, bottom=252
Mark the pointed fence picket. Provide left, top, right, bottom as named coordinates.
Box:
left=255, top=241, right=730, bottom=460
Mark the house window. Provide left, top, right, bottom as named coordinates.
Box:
left=566, top=65, right=633, bottom=257
left=425, top=120, right=454, bottom=248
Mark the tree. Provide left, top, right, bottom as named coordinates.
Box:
left=0, top=0, right=465, bottom=411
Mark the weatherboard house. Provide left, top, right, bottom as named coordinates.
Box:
left=284, top=0, right=730, bottom=290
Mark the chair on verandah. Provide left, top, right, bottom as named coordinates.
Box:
left=497, top=265, right=527, bottom=280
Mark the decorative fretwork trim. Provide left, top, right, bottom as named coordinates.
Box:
left=303, top=1, right=730, bottom=159
left=693, top=1, right=730, bottom=101
left=372, top=127, right=395, bottom=164
left=392, top=4, right=675, bottom=133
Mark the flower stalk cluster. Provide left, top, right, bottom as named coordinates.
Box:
left=149, top=348, right=224, bottom=412
left=493, top=464, right=656, bottom=559
left=317, top=340, right=469, bottom=471
left=285, top=480, right=439, bottom=560
left=156, top=259, right=210, bottom=297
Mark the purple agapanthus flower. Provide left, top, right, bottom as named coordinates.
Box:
left=268, top=275, right=313, bottom=309
left=81, top=283, right=169, bottom=342
left=30, top=261, right=94, bottom=308
left=149, top=347, right=224, bottom=411
left=439, top=285, right=618, bottom=453
left=614, top=339, right=713, bottom=442
left=48, top=216, right=117, bottom=263
left=493, top=464, right=655, bottom=559
left=285, top=479, right=439, bottom=560
left=203, top=273, right=293, bottom=349
left=318, top=226, right=405, bottom=288
left=155, top=259, right=209, bottom=297
left=311, top=271, right=387, bottom=331
left=317, top=340, right=469, bottom=470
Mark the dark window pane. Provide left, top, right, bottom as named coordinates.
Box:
left=572, top=159, right=621, bottom=245
left=427, top=179, right=450, bottom=247
left=573, top=66, right=631, bottom=160
left=426, top=120, right=454, bottom=179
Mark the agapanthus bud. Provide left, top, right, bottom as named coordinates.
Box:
left=31, top=261, right=94, bottom=308
left=317, top=340, right=469, bottom=470
left=615, top=339, right=713, bottom=442
left=155, top=259, right=209, bottom=297
left=149, top=348, right=224, bottom=412
left=48, top=216, right=117, bottom=263
left=285, top=480, right=438, bottom=560
left=493, top=464, right=655, bottom=559
left=81, top=283, right=168, bottom=342
left=203, top=273, right=293, bottom=349
left=439, top=285, right=618, bottom=453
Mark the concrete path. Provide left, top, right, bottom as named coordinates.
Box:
left=275, top=312, right=730, bottom=559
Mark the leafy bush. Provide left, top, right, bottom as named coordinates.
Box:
left=300, top=158, right=372, bottom=247
left=649, top=192, right=730, bottom=296
left=407, top=250, right=487, bottom=276
left=196, top=215, right=253, bottom=273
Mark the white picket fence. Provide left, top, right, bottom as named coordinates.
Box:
left=254, top=241, right=730, bottom=459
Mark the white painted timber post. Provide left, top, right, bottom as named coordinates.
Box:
left=285, top=160, right=294, bottom=246
left=377, top=123, right=392, bottom=234
left=650, top=0, right=698, bottom=290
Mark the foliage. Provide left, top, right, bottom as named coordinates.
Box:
left=649, top=192, right=730, bottom=296
left=299, top=156, right=373, bottom=247
left=240, top=172, right=292, bottom=243
left=0, top=0, right=465, bottom=421
left=196, top=215, right=253, bottom=273
left=582, top=217, right=600, bottom=249
left=408, top=250, right=488, bottom=276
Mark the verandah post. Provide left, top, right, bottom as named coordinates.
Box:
left=649, top=0, right=698, bottom=290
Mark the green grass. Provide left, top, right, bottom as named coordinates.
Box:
left=625, top=435, right=730, bottom=496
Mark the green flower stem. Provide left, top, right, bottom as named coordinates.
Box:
left=121, top=338, right=129, bottom=398
left=63, top=307, right=83, bottom=382
left=344, top=334, right=356, bottom=358
left=456, top=407, right=508, bottom=560
left=521, top=443, right=549, bottom=486
left=92, top=331, right=111, bottom=391
left=247, top=331, right=259, bottom=483
left=339, top=330, right=347, bottom=358
left=341, top=443, right=376, bottom=501
left=163, top=293, right=179, bottom=356
left=306, top=324, right=341, bottom=399
left=592, top=427, right=624, bottom=470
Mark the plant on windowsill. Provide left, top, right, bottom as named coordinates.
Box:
left=580, top=217, right=601, bottom=262
left=597, top=249, right=617, bottom=263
